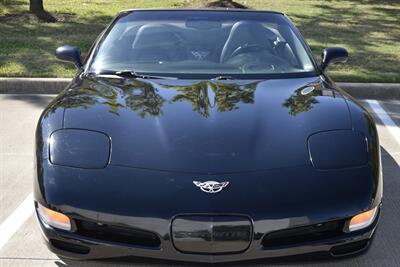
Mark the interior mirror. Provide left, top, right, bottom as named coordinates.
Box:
left=321, top=47, right=348, bottom=70
left=55, top=45, right=83, bottom=69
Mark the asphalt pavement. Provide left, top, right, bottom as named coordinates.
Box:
left=0, top=94, right=399, bottom=267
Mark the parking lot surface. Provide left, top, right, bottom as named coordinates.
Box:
left=0, top=94, right=399, bottom=267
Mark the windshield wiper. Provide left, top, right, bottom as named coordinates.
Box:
left=115, top=70, right=177, bottom=80
left=88, top=70, right=177, bottom=80
left=211, top=75, right=235, bottom=80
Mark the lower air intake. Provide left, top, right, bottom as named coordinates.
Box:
left=75, top=220, right=161, bottom=248
left=331, top=240, right=369, bottom=256
left=262, top=220, right=345, bottom=248
left=50, top=239, right=90, bottom=254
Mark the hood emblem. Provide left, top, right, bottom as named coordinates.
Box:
left=193, top=181, right=229, bottom=193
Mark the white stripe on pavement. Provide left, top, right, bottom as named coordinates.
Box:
left=367, top=100, right=400, bottom=146
left=0, top=193, right=34, bottom=249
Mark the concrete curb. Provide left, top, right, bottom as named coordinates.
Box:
left=339, top=82, right=400, bottom=99
left=0, top=78, right=71, bottom=94
left=0, top=77, right=399, bottom=99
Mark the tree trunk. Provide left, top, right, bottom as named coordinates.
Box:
left=29, top=0, right=56, bottom=22
left=30, top=0, right=44, bottom=14
left=205, top=0, right=248, bottom=9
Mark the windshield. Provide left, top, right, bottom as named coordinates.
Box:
left=89, top=10, right=316, bottom=78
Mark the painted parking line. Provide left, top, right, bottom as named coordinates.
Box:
left=0, top=193, right=34, bottom=249
left=367, top=100, right=400, bottom=146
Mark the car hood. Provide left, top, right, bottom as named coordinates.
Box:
left=60, top=76, right=351, bottom=173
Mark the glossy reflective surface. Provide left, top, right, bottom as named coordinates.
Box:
left=89, top=10, right=316, bottom=76
left=34, top=73, right=382, bottom=261
left=50, top=129, right=110, bottom=169
left=55, top=45, right=83, bottom=68
left=172, top=215, right=252, bottom=254
left=321, top=47, right=348, bottom=70
left=34, top=9, right=382, bottom=263
left=308, top=130, right=368, bottom=169
left=50, top=76, right=352, bottom=173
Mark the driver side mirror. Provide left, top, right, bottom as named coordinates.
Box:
left=55, top=45, right=83, bottom=69
left=320, top=47, right=348, bottom=71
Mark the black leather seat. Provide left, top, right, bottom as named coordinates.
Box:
left=220, top=21, right=277, bottom=63
left=131, top=24, right=184, bottom=62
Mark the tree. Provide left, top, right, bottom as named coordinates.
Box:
left=205, top=0, right=248, bottom=9
left=29, top=0, right=44, bottom=14
left=29, top=0, right=56, bottom=22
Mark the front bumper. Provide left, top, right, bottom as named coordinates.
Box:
left=36, top=207, right=380, bottom=263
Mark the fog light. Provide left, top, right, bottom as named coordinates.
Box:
left=37, top=204, right=71, bottom=231
left=348, top=207, right=378, bottom=232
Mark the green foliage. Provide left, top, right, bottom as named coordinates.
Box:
left=0, top=0, right=399, bottom=82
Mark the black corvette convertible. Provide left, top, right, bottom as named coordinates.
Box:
left=34, top=9, right=382, bottom=263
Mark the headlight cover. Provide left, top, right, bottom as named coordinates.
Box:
left=37, top=203, right=72, bottom=231
left=49, top=129, right=110, bottom=169
left=347, top=206, right=378, bottom=232
left=308, top=130, right=368, bottom=170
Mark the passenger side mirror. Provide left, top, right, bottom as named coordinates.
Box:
left=320, top=47, right=348, bottom=71
left=55, top=45, right=83, bottom=69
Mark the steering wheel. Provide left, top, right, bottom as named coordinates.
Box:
left=226, top=43, right=273, bottom=62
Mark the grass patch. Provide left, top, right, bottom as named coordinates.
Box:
left=0, top=0, right=399, bottom=82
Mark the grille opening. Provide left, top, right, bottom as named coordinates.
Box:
left=75, top=220, right=161, bottom=248
left=331, top=240, right=369, bottom=256
left=50, top=239, right=90, bottom=254
left=262, top=220, right=345, bottom=248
